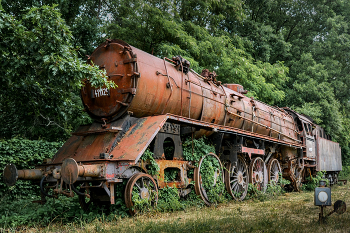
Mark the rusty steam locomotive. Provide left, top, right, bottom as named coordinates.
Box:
left=3, top=39, right=342, bottom=212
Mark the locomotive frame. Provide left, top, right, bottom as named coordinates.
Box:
left=3, top=39, right=342, bottom=213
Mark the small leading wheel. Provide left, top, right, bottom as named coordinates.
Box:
left=225, top=155, right=249, bottom=201
left=249, top=157, right=268, bottom=191
left=124, top=173, right=158, bottom=215
left=194, top=152, right=224, bottom=206
left=267, top=158, right=282, bottom=185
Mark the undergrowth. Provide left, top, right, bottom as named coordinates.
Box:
left=301, top=171, right=329, bottom=191
left=1, top=137, right=328, bottom=229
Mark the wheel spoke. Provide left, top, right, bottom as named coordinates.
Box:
left=225, top=156, right=249, bottom=201
left=135, top=183, right=141, bottom=190
left=233, top=183, right=240, bottom=192
left=250, top=157, right=267, bottom=192
left=231, top=181, right=238, bottom=190
left=268, top=159, right=281, bottom=186
left=230, top=178, right=238, bottom=183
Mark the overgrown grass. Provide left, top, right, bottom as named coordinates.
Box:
left=3, top=182, right=349, bottom=232
left=0, top=166, right=322, bottom=230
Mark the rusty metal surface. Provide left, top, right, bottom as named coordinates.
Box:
left=156, top=160, right=191, bottom=189
left=81, top=40, right=136, bottom=122
left=50, top=112, right=302, bottom=171
left=305, top=136, right=316, bottom=159
left=317, top=137, right=342, bottom=171
left=241, top=146, right=265, bottom=159
left=167, top=114, right=304, bottom=148
left=17, top=169, right=43, bottom=180
left=81, top=39, right=299, bottom=145
left=127, top=46, right=203, bottom=120
left=110, top=115, right=168, bottom=162
left=51, top=118, right=135, bottom=164
left=3, top=164, right=18, bottom=186
left=60, top=159, right=103, bottom=184
left=61, top=158, right=79, bottom=184
left=224, top=84, right=246, bottom=94
left=223, top=85, right=298, bottom=143
left=79, top=164, right=104, bottom=177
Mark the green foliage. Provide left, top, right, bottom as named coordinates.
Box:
left=182, top=137, right=224, bottom=203
left=338, top=166, right=350, bottom=180
left=246, top=173, right=290, bottom=201
left=106, top=0, right=289, bottom=106
left=199, top=155, right=225, bottom=204
left=302, top=171, right=329, bottom=191
left=0, top=139, right=62, bottom=198
left=0, top=0, right=349, bottom=163
left=246, top=179, right=289, bottom=202
left=140, top=148, right=159, bottom=176
left=131, top=183, right=157, bottom=215
left=0, top=5, right=114, bottom=141
left=164, top=168, right=179, bottom=182
left=284, top=53, right=343, bottom=141
left=156, top=186, right=184, bottom=212
left=182, top=137, right=215, bottom=163
left=0, top=193, right=129, bottom=229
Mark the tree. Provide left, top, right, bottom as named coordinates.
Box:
left=105, top=0, right=288, bottom=105
left=0, top=5, right=113, bottom=140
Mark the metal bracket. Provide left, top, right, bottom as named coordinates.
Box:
left=103, top=182, right=110, bottom=197
left=117, top=88, right=136, bottom=95
left=123, top=57, right=137, bottom=64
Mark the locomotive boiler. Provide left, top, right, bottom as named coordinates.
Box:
left=3, top=39, right=342, bottom=212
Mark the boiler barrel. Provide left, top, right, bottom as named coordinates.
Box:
left=81, top=39, right=298, bottom=142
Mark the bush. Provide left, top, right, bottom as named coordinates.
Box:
left=302, top=171, right=328, bottom=191
left=0, top=139, right=63, bottom=198
left=339, top=166, right=350, bottom=180
left=157, top=186, right=185, bottom=212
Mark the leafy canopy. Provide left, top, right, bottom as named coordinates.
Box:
left=0, top=5, right=114, bottom=140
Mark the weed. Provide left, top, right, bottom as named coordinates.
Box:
left=140, top=149, right=159, bottom=176
left=156, top=186, right=184, bottom=212
left=302, top=171, right=329, bottom=191
left=246, top=178, right=289, bottom=202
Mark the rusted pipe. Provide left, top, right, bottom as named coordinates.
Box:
left=61, top=158, right=104, bottom=184
left=18, top=169, right=43, bottom=180
left=78, top=164, right=102, bottom=177
left=162, top=57, right=173, bottom=114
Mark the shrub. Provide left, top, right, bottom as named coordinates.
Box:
left=339, top=166, right=350, bottom=180
left=302, top=171, right=328, bottom=191
left=0, top=139, right=62, bottom=198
